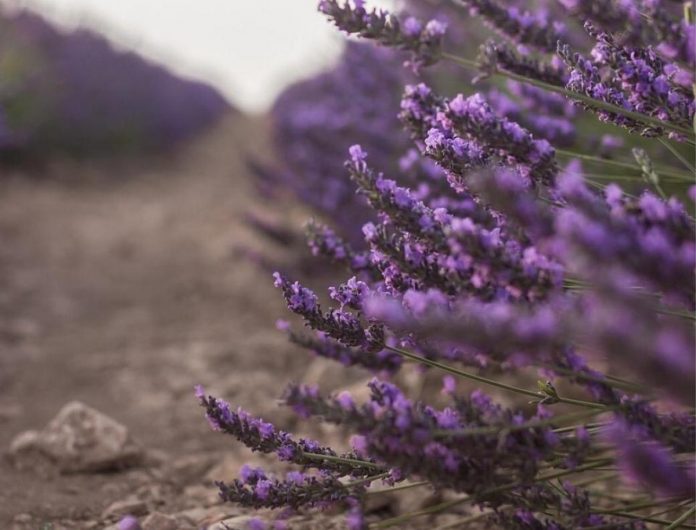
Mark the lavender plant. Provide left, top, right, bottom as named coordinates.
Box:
left=203, top=1, right=696, bottom=528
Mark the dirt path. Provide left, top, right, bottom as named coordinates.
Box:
left=0, top=115, right=310, bottom=528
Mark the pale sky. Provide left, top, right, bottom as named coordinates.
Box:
left=0, top=0, right=396, bottom=113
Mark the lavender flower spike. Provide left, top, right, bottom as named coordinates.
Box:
left=217, top=466, right=355, bottom=510
left=318, top=0, right=446, bottom=70
left=196, top=385, right=378, bottom=477
left=457, top=0, right=566, bottom=52
left=273, top=272, right=384, bottom=351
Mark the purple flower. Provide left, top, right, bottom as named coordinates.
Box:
left=247, top=519, right=267, bottom=530
left=118, top=516, right=141, bottom=530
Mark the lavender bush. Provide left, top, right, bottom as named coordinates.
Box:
left=0, top=11, right=229, bottom=158
left=258, top=41, right=408, bottom=242
left=203, top=1, right=695, bottom=528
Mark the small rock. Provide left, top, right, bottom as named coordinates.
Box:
left=12, top=514, right=32, bottom=524
left=142, top=512, right=178, bottom=530
left=192, top=508, right=239, bottom=528
left=9, top=401, right=143, bottom=473
left=9, top=430, right=40, bottom=453
left=174, top=507, right=211, bottom=525
left=285, top=514, right=349, bottom=530
left=103, top=498, right=148, bottom=519
left=394, top=487, right=443, bottom=515
left=363, top=490, right=394, bottom=515
left=207, top=516, right=255, bottom=530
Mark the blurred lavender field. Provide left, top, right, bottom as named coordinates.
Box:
left=0, top=9, right=230, bottom=158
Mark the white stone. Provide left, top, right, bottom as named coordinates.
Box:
left=9, top=401, right=143, bottom=472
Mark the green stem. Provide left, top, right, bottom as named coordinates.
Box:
left=666, top=505, right=696, bottom=530
left=566, top=283, right=696, bottom=321
left=553, top=421, right=609, bottom=435
left=659, top=137, right=696, bottom=174
left=582, top=172, right=687, bottom=182
left=434, top=407, right=607, bottom=438
left=582, top=513, right=694, bottom=528
left=385, top=345, right=605, bottom=409
left=595, top=511, right=696, bottom=528
left=571, top=471, right=618, bottom=488
left=648, top=501, right=695, bottom=519
left=370, top=459, right=613, bottom=528
left=346, top=471, right=391, bottom=489
left=441, top=52, right=695, bottom=138
left=385, top=345, right=540, bottom=398
left=595, top=498, right=683, bottom=514
left=548, top=364, right=645, bottom=394
left=555, top=148, right=690, bottom=180
left=656, top=307, right=696, bottom=322
left=301, top=452, right=383, bottom=470
left=366, top=480, right=430, bottom=496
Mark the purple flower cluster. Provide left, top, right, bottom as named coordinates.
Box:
left=559, top=0, right=695, bottom=67
left=477, top=39, right=568, bottom=86
left=487, top=81, right=577, bottom=146
left=400, top=83, right=558, bottom=187
left=558, top=22, right=695, bottom=139
left=285, top=380, right=565, bottom=491
left=273, top=272, right=384, bottom=352
left=458, top=0, right=566, bottom=52
left=318, top=0, right=447, bottom=71
left=218, top=465, right=355, bottom=510
left=346, top=146, right=562, bottom=302
left=205, top=1, right=696, bottom=528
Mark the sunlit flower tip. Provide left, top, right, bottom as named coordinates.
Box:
left=118, top=516, right=141, bottom=530
left=349, top=144, right=367, bottom=162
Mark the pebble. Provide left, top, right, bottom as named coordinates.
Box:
left=102, top=498, right=149, bottom=519
left=142, top=512, right=179, bottom=530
